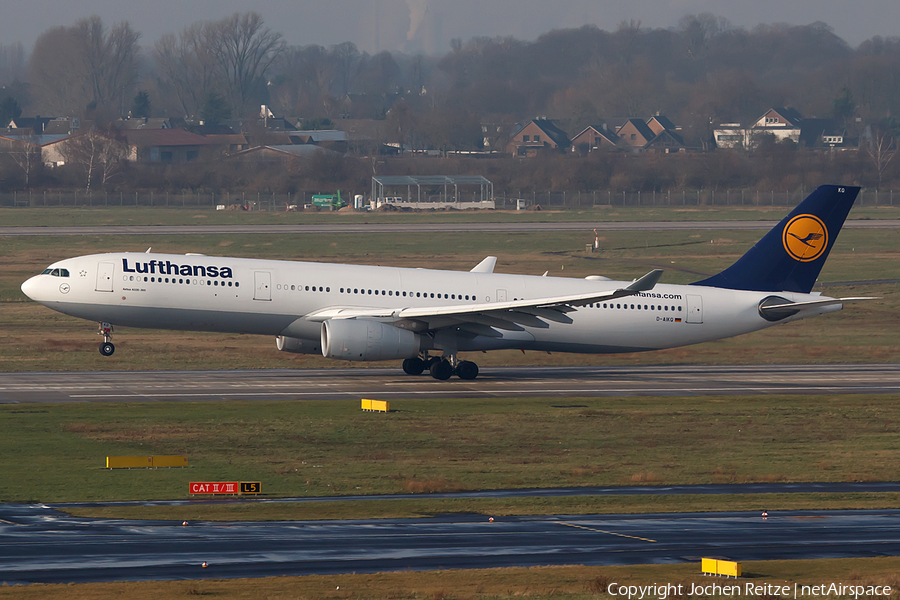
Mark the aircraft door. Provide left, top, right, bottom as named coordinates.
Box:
left=686, top=294, right=703, bottom=323
left=254, top=271, right=272, bottom=301
left=496, top=289, right=507, bottom=302
left=95, top=262, right=114, bottom=292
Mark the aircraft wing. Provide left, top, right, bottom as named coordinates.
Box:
left=306, top=269, right=663, bottom=333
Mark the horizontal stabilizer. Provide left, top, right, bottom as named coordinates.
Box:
left=759, top=296, right=877, bottom=321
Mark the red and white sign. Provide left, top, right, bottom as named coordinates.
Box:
left=190, top=482, right=238, bottom=494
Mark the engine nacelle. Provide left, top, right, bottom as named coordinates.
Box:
left=321, top=319, right=421, bottom=362
left=276, top=336, right=322, bottom=354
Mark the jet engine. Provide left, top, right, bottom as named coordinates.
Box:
left=321, top=319, right=421, bottom=361
left=276, top=336, right=322, bottom=354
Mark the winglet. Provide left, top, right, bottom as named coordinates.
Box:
left=470, top=256, right=497, bottom=273
left=625, top=269, right=664, bottom=292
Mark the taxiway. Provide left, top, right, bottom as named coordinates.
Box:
left=1, top=364, right=898, bottom=404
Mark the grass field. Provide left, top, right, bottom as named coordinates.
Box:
left=2, top=394, right=898, bottom=505
left=0, top=202, right=897, bottom=227
left=3, top=558, right=900, bottom=599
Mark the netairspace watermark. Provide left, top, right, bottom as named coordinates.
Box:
left=607, top=582, right=893, bottom=600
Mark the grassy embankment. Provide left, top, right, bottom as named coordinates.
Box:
left=1, top=393, right=898, bottom=510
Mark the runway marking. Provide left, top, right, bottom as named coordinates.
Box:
left=558, top=521, right=656, bottom=542
left=66, top=385, right=900, bottom=399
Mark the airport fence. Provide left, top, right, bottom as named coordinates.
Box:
left=0, top=188, right=894, bottom=210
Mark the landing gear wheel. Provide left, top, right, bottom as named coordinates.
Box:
left=430, top=359, right=453, bottom=381
left=425, top=356, right=441, bottom=369
left=456, top=360, right=479, bottom=380
left=98, top=322, right=115, bottom=357
left=402, top=357, right=426, bottom=375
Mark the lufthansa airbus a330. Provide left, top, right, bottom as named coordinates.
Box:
left=21, top=185, right=871, bottom=380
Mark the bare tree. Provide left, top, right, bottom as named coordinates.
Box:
left=865, top=127, right=897, bottom=190
left=8, top=136, right=43, bottom=188
left=386, top=100, right=416, bottom=154
left=209, top=12, right=286, bottom=116
left=74, top=17, right=141, bottom=115
left=29, top=17, right=140, bottom=117
left=0, top=42, right=26, bottom=86
left=29, top=26, right=87, bottom=115
left=154, top=24, right=220, bottom=118
left=99, top=130, right=128, bottom=186
left=59, top=127, right=125, bottom=191
left=269, top=45, right=334, bottom=115
left=331, top=42, right=360, bottom=96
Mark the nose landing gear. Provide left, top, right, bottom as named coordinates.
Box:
left=98, top=322, right=115, bottom=356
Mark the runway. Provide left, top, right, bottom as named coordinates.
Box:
left=1, top=219, right=898, bottom=237
left=1, top=364, right=898, bottom=404
left=2, top=503, right=900, bottom=584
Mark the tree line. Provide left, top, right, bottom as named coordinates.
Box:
left=2, top=14, right=900, bottom=133
left=2, top=13, right=900, bottom=193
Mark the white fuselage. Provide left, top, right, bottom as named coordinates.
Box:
left=22, top=252, right=840, bottom=355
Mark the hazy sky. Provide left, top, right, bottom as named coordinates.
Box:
left=3, top=0, right=899, bottom=55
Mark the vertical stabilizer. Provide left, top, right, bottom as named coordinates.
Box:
left=692, top=185, right=859, bottom=293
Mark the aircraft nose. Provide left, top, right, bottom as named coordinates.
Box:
left=21, top=275, right=41, bottom=301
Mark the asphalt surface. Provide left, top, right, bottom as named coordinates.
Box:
left=1, top=364, right=898, bottom=404
left=1, top=219, right=899, bottom=237
left=3, top=502, right=900, bottom=584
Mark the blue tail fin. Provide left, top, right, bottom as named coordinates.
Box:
left=691, top=185, right=859, bottom=293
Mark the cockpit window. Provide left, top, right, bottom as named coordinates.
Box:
left=41, top=268, right=70, bottom=277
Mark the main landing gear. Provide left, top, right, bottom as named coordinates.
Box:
left=402, top=354, right=479, bottom=381
left=98, top=322, right=115, bottom=356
